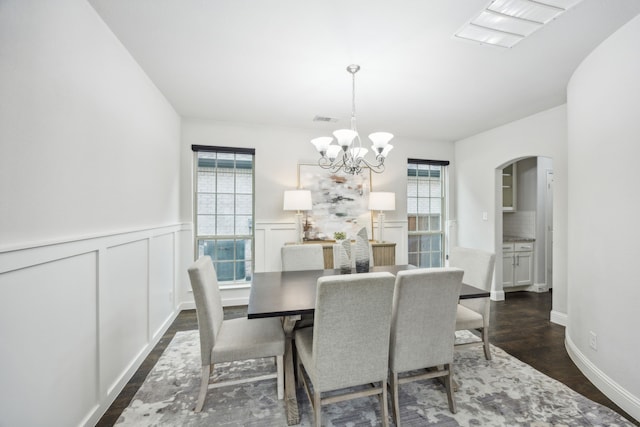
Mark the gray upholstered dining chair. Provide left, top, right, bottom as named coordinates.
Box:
left=187, top=256, right=285, bottom=412
left=281, top=244, right=325, bottom=271
left=449, top=246, right=496, bottom=360
left=388, top=268, right=464, bottom=425
left=294, top=272, right=396, bottom=427
left=281, top=244, right=325, bottom=328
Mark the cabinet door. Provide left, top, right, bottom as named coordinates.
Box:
left=503, top=253, right=515, bottom=287
left=514, top=251, right=533, bottom=286
left=371, top=243, right=396, bottom=266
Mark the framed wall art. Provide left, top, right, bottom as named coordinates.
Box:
left=298, top=163, right=372, bottom=241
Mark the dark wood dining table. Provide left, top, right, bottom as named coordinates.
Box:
left=247, top=264, right=490, bottom=425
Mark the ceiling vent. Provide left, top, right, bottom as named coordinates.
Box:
left=454, top=0, right=584, bottom=48
left=313, top=115, right=339, bottom=123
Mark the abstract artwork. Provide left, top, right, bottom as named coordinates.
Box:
left=298, top=164, right=372, bottom=241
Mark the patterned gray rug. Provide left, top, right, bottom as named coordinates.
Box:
left=115, top=330, right=634, bottom=426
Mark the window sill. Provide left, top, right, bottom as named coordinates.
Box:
left=219, top=282, right=252, bottom=290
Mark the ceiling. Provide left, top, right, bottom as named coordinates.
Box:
left=88, top=0, right=640, bottom=142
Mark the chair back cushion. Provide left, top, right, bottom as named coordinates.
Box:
left=448, top=247, right=495, bottom=291
left=389, top=268, right=463, bottom=372
left=449, top=247, right=496, bottom=318
left=312, top=272, right=395, bottom=392
left=281, top=244, right=325, bottom=271
left=187, top=256, right=224, bottom=365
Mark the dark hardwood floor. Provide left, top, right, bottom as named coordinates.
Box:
left=488, top=291, right=637, bottom=425
left=97, top=291, right=638, bottom=426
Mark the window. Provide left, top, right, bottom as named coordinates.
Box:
left=407, top=159, right=449, bottom=268
left=193, top=145, right=255, bottom=284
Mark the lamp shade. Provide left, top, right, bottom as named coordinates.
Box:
left=283, top=190, right=312, bottom=211
left=368, top=192, right=395, bottom=211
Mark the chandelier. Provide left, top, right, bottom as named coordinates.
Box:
left=310, top=64, right=394, bottom=175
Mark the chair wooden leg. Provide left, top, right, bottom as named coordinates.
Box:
left=380, top=379, right=389, bottom=427
left=444, top=364, right=456, bottom=414
left=276, top=355, right=284, bottom=400
left=313, top=389, right=322, bottom=427
left=390, top=371, right=401, bottom=427
left=195, top=364, right=211, bottom=412
left=295, top=354, right=302, bottom=389
left=482, top=327, right=492, bottom=360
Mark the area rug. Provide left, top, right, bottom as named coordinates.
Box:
left=115, top=330, right=634, bottom=426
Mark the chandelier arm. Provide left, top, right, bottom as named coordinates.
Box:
left=354, top=133, right=363, bottom=151
left=317, top=160, right=332, bottom=170
left=357, top=156, right=386, bottom=174
left=329, top=160, right=343, bottom=174
left=329, top=153, right=348, bottom=174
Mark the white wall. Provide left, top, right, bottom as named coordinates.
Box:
left=180, top=119, right=454, bottom=304
left=0, top=1, right=183, bottom=426
left=565, top=14, right=640, bottom=420
left=536, top=156, right=553, bottom=286
left=454, top=105, right=568, bottom=320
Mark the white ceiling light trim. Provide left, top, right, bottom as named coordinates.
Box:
left=455, top=0, right=584, bottom=48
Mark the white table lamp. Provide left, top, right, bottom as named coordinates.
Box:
left=283, top=190, right=312, bottom=244
left=368, top=192, right=395, bottom=243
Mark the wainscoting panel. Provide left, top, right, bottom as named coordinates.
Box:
left=254, top=227, right=267, bottom=273
left=0, top=224, right=188, bottom=427
left=101, top=240, right=150, bottom=395
left=372, top=220, right=408, bottom=265
left=255, top=221, right=297, bottom=273
left=149, top=233, right=176, bottom=340
left=0, top=252, right=98, bottom=427
left=176, top=227, right=194, bottom=308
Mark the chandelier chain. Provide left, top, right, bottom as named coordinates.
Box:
left=351, top=67, right=357, bottom=132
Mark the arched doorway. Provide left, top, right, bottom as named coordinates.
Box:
left=495, top=156, right=554, bottom=299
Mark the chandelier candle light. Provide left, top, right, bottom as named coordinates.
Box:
left=283, top=190, right=312, bottom=244
left=369, top=192, right=396, bottom=243
left=311, top=65, right=394, bottom=175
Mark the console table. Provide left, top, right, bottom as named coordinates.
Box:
left=290, top=241, right=396, bottom=268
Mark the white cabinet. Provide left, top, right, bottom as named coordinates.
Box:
left=502, top=163, right=517, bottom=212
left=502, top=244, right=515, bottom=288
left=503, top=242, right=534, bottom=288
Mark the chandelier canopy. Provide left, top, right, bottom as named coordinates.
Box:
left=311, top=65, right=394, bottom=175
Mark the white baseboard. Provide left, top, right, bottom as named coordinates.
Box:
left=84, top=309, right=179, bottom=427
left=527, top=282, right=549, bottom=293
left=179, top=301, right=195, bottom=311
left=179, top=298, right=248, bottom=311
left=566, top=335, right=640, bottom=423
left=223, top=297, right=249, bottom=307
left=491, top=290, right=505, bottom=301
left=550, top=310, right=567, bottom=326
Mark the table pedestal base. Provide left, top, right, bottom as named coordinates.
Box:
left=282, top=315, right=300, bottom=425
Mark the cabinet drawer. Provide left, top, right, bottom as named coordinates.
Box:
left=515, top=242, right=534, bottom=252
left=502, top=243, right=514, bottom=252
